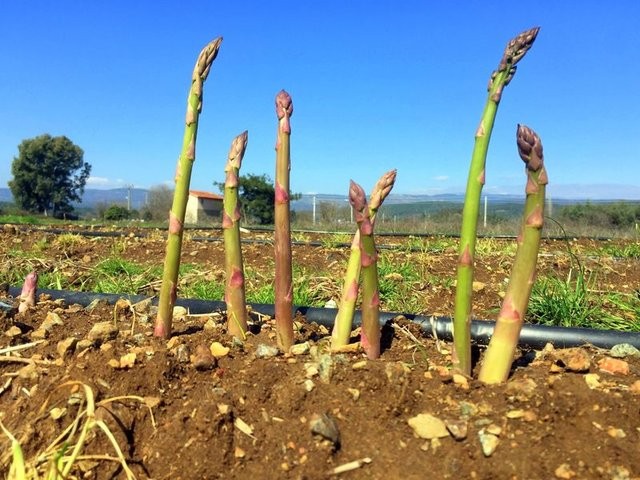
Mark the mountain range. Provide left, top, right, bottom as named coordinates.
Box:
left=1, top=187, right=638, bottom=213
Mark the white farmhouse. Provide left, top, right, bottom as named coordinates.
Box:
left=185, top=190, right=223, bottom=224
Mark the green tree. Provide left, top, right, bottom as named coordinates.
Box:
left=103, top=204, right=131, bottom=221
left=215, top=173, right=300, bottom=225
left=238, top=173, right=276, bottom=224
left=9, top=134, right=91, bottom=216
left=142, top=184, right=174, bottom=221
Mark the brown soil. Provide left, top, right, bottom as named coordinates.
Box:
left=1, top=225, right=639, bottom=479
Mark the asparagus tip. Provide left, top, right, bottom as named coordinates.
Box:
left=18, top=271, right=38, bottom=313
left=196, top=37, right=223, bottom=81
left=516, top=124, right=544, bottom=171
left=502, top=27, right=540, bottom=68
left=348, top=180, right=367, bottom=213
left=275, top=90, right=293, bottom=119
left=370, top=169, right=398, bottom=211
left=227, top=130, right=249, bottom=170
left=491, top=26, right=540, bottom=89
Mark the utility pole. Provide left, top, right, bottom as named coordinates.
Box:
left=126, top=184, right=134, bottom=211
left=483, top=195, right=488, bottom=228
left=312, top=194, right=316, bottom=225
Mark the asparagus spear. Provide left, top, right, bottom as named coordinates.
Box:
left=223, top=131, right=249, bottom=339
left=331, top=169, right=396, bottom=349
left=478, top=124, right=547, bottom=384
left=349, top=180, right=382, bottom=359
left=452, top=27, right=539, bottom=374
left=274, top=90, right=294, bottom=351
left=154, top=37, right=223, bottom=338
left=18, top=271, right=38, bottom=313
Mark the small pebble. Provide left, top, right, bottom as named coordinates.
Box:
left=607, top=427, right=626, bottom=439
left=554, top=463, right=576, bottom=479
left=57, top=337, right=78, bottom=358
left=210, top=342, right=230, bottom=358
left=452, top=374, right=469, bottom=389
left=598, top=357, right=629, bottom=376
left=310, top=413, right=341, bottom=448
left=554, top=348, right=591, bottom=372
left=444, top=418, right=468, bottom=440
left=175, top=344, right=190, bottom=363
left=609, top=343, right=640, bottom=358
left=5, top=326, right=22, bottom=337
left=255, top=344, right=279, bottom=359
left=192, top=344, right=216, bottom=371
left=408, top=413, right=449, bottom=440
left=87, top=321, right=119, bottom=344
left=352, top=360, right=368, bottom=370
left=478, top=429, right=499, bottom=457
left=290, top=342, right=310, bottom=355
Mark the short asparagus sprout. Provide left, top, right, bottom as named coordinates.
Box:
left=349, top=180, right=382, bottom=359
left=331, top=169, right=396, bottom=350
left=452, top=27, right=539, bottom=375
left=274, top=90, right=294, bottom=351
left=223, top=131, right=249, bottom=339
left=479, top=124, right=547, bottom=384
left=18, top=271, right=38, bottom=313
left=155, top=37, right=223, bottom=339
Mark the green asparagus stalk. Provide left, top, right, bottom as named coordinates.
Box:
left=452, top=27, right=539, bottom=374
left=479, top=125, right=547, bottom=384
left=223, top=131, right=249, bottom=339
left=331, top=169, right=396, bottom=349
left=18, top=271, right=38, bottom=313
left=154, top=37, right=223, bottom=338
left=274, top=90, right=294, bottom=351
left=349, top=180, right=382, bottom=359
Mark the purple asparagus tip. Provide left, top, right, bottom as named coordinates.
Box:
left=18, top=271, right=38, bottom=313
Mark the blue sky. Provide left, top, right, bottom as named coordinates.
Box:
left=1, top=1, right=639, bottom=199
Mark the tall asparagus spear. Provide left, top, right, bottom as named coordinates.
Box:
left=223, top=131, right=249, bottom=339
left=274, top=90, right=294, bottom=351
left=349, top=180, right=382, bottom=359
left=154, top=37, right=223, bottom=339
left=479, top=125, right=547, bottom=384
left=452, top=27, right=539, bottom=374
left=331, top=169, right=396, bottom=350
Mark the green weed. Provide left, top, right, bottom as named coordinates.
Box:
left=527, top=271, right=602, bottom=328
left=377, top=255, right=423, bottom=312
left=94, top=258, right=148, bottom=294
left=598, top=242, right=640, bottom=259
left=320, top=233, right=351, bottom=249
left=526, top=268, right=639, bottom=331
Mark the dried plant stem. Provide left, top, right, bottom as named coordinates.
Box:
left=452, top=27, right=539, bottom=374
left=479, top=125, right=547, bottom=384
left=274, top=90, right=294, bottom=351
left=331, top=170, right=396, bottom=349
left=155, top=37, right=222, bottom=338
left=223, top=131, right=249, bottom=338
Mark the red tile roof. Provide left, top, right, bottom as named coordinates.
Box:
left=189, top=190, right=223, bottom=200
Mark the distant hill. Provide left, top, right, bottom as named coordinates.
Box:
left=0, top=187, right=148, bottom=210
left=1, top=188, right=638, bottom=215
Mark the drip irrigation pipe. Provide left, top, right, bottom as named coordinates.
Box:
left=5, top=223, right=623, bottom=243
left=7, top=287, right=640, bottom=350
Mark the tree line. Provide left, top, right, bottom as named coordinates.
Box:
left=7, top=134, right=291, bottom=225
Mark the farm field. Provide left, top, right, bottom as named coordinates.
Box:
left=1, top=224, right=639, bottom=479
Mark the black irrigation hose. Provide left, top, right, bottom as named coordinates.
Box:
left=7, top=287, right=640, bottom=350
left=4, top=222, right=622, bottom=243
